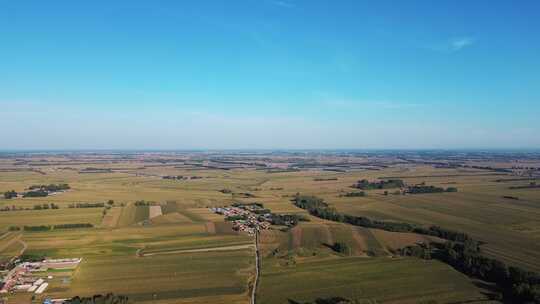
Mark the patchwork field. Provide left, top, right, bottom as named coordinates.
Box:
left=14, top=224, right=254, bottom=304
left=0, top=153, right=539, bottom=303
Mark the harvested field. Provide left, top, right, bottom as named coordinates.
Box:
left=151, top=212, right=193, bottom=225
left=101, top=207, right=122, bottom=228
left=149, top=205, right=163, bottom=219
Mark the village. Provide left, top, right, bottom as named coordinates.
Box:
left=0, top=257, right=81, bottom=303
left=211, top=203, right=302, bottom=234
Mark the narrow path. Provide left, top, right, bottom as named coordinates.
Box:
left=251, top=231, right=260, bottom=304
left=17, top=239, right=27, bottom=256
left=0, top=233, right=21, bottom=252
left=140, top=244, right=254, bottom=257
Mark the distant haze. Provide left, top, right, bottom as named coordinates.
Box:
left=1, top=1, right=539, bottom=150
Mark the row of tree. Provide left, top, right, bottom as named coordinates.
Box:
left=406, top=185, right=457, bottom=194
left=3, top=190, right=17, bottom=199
left=54, top=223, right=94, bottom=229
left=23, top=225, right=51, bottom=231
left=352, top=179, right=404, bottom=190
left=33, top=203, right=60, bottom=210
left=1, top=204, right=59, bottom=212
left=435, top=240, right=540, bottom=303
left=23, top=190, right=49, bottom=197
left=65, top=293, right=129, bottom=304
left=288, top=297, right=352, bottom=304
left=134, top=200, right=158, bottom=206
left=69, top=202, right=105, bottom=208
left=3, top=184, right=70, bottom=199
left=29, top=183, right=70, bottom=192
left=294, top=196, right=473, bottom=242
left=22, top=223, right=94, bottom=231
left=341, top=191, right=366, bottom=197
left=270, top=213, right=308, bottom=227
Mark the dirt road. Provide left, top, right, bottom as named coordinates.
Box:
left=140, top=244, right=254, bottom=257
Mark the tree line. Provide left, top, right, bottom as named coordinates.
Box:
left=270, top=213, right=308, bottom=227
left=293, top=195, right=470, bottom=241
left=3, top=184, right=71, bottom=199
left=1, top=203, right=59, bottom=212
left=288, top=297, right=352, bottom=304
left=3, top=190, right=17, bottom=199
left=65, top=293, right=129, bottom=304
left=22, top=223, right=94, bottom=231
left=352, top=179, right=404, bottom=190
left=406, top=184, right=457, bottom=194
left=23, top=189, right=49, bottom=197
left=69, top=202, right=105, bottom=208
left=29, top=183, right=70, bottom=192
left=340, top=191, right=366, bottom=197
left=435, top=240, right=540, bottom=302
left=292, top=194, right=540, bottom=303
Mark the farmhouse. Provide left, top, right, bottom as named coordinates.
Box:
left=0, top=258, right=81, bottom=295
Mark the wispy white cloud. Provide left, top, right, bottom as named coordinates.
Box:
left=449, top=37, right=475, bottom=51
left=428, top=36, right=475, bottom=53
left=268, top=0, right=295, bottom=8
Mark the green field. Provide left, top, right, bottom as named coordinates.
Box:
left=258, top=256, right=492, bottom=304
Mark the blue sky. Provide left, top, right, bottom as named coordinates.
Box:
left=1, top=0, right=539, bottom=149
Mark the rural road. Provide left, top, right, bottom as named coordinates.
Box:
left=251, top=231, right=260, bottom=304
left=136, top=231, right=262, bottom=304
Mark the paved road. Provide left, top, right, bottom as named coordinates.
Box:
left=251, top=231, right=260, bottom=304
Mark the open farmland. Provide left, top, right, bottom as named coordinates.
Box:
left=15, top=224, right=254, bottom=304
left=258, top=256, right=491, bottom=304
left=322, top=167, right=540, bottom=271
left=0, top=151, right=539, bottom=303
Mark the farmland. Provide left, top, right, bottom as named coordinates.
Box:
left=0, top=151, right=539, bottom=303
left=258, top=256, right=488, bottom=304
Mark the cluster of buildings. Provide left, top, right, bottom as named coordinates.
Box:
left=0, top=258, right=81, bottom=296
left=211, top=204, right=272, bottom=234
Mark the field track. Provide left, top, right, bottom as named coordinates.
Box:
left=0, top=232, right=21, bottom=252
left=141, top=244, right=254, bottom=256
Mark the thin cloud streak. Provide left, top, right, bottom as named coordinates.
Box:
left=427, top=36, right=475, bottom=53
left=268, top=0, right=295, bottom=8
left=449, top=37, right=475, bottom=51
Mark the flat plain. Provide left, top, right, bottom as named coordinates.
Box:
left=0, top=152, right=538, bottom=303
